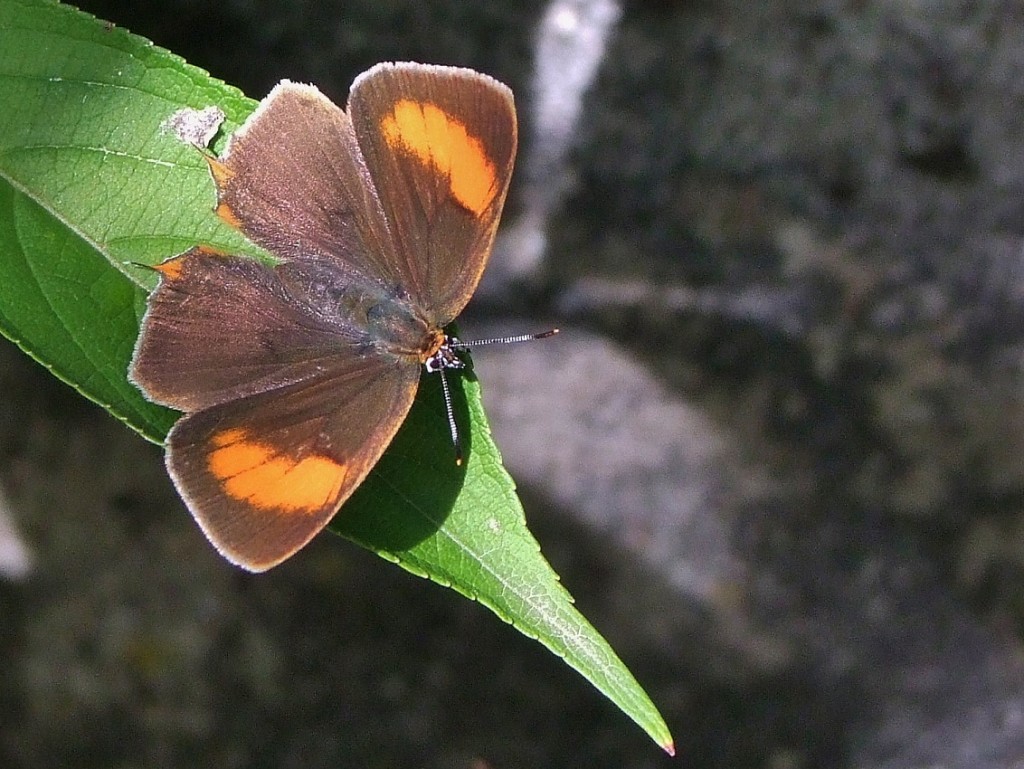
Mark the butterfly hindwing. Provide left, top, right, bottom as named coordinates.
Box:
left=165, top=356, right=420, bottom=572
left=131, top=248, right=384, bottom=412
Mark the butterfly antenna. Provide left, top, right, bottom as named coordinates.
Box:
left=451, top=328, right=559, bottom=349
left=438, top=367, right=463, bottom=466
left=435, top=329, right=557, bottom=465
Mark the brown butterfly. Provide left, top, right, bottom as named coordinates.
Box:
left=131, top=63, right=527, bottom=571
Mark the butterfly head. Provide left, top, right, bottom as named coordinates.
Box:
left=423, top=335, right=467, bottom=374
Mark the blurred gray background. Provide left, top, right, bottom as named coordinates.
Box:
left=3, top=1, right=1024, bottom=767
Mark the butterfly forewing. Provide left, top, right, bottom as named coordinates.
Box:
left=209, top=81, right=405, bottom=289
left=348, top=63, right=517, bottom=323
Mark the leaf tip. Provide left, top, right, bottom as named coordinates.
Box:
left=661, top=738, right=676, bottom=757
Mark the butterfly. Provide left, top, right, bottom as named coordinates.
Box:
left=131, top=63, right=522, bottom=571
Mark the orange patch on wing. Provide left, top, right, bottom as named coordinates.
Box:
left=381, top=100, right=497, bottom=216
left=207, top=428, right=347, bottom=513
left=193, top=245, right=229, bottom=258
left=153, top=257, right=186, bottom=281
left=154, top=247, right=228, bottom=280
left=204, top=156, right=243, bottom=229
left=215, top=201, right=242, bottom=229
left=205, top=155, right=235, bottom=187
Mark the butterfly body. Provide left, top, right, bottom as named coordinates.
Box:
left=131, top=63, right=517, bottom=571
left=272, top=258, right=437, bottom=359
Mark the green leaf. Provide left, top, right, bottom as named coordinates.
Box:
left=0, top=0, right=673, bottom=753
left=0, top=0, right=256, bottom=440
